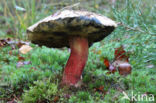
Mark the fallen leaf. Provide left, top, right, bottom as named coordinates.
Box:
left=95, top=85, right=107, bottom=95
left=97, top=85, right=104, bottom=92
left=115, top=46, right=129, bottom=62
left=114, top=46, right=131, bottom=75
left=103, top=46, right=132, bottom=75
left=7, top=38, right=11, bottom=41
left=53, top=96, right=59, bottom=102
left=18, top=56, right=25, bottom=61
left=17, top=42, right=25, bottom=48
left=19, top=45, right=32, bottom=54
left=7, top=40, right=30, bottom=48
left=118, top=62, right=132, bottom=75
left=104, top=58, right=110, bottom=67
left=0, top=38, right=10, bottom=47
left=113, top=60, right=131, bottom=75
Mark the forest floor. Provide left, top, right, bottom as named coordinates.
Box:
left=0, top=0, right=155, bottom=103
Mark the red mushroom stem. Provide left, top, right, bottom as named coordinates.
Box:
left=62, top=37, right=88, bottom=86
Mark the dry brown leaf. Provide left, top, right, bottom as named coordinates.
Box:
left=0, top=38, right=10, bottom=47
left=104, top=58, right=110, bottom=67
left=19, top=45, right=32, bottom=54
left=113, top=60, right=131, bottom=75
left=103, top=46, right=132, bottom=75
left=118, top=62, right=131, bottom=75
left=97, top=85, right=104, bottom=92
left=53, top=96, right=59, bottom=102
left=18, top=56, right=25, bottom=61
left=114, top=46, right=129, bottom=62
left=17, top=42, right=25, bottom=48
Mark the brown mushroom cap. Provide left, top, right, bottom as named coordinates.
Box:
left=27, top=10, right=117, bottom=48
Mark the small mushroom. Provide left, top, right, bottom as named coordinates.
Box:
left=27, top=10, right=117, bottom=87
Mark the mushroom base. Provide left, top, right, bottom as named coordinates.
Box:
left=62, top=37, right=88, bottom=87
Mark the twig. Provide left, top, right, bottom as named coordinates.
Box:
left=118, top=22, right=145, bottom=33
left=52, top=2, right=80, bottom=17
left=47, top=2, right=69, bottom=7
left=60, top=2, right=80, bottom=11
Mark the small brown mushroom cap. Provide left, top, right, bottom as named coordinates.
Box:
left=27, top=10, right=117, bottom=48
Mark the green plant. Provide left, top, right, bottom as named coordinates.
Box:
left=78, top=91, right=90, bottom=101
left=22, top=80, right=58, bottom=103
left=69, top=91, right=91, bottom=103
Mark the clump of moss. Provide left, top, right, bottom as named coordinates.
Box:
left=69, top=91, right=91, bottom=102
left=22, top=79, right=58, bottom=103
left=77, top=91, right=90, bottom=101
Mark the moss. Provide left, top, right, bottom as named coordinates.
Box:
left=22, top=80, right=58, bottom=103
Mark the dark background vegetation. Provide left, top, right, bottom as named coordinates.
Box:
left=0, top=0, right=155, bottom=103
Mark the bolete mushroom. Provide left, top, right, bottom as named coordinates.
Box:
left=27, top=10, right=117, bottom=87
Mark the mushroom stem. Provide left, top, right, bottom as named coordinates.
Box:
left=62, top=37, right=88, bottom=86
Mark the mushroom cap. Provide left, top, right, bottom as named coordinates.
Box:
left=27, top=10, right=117, bottom=48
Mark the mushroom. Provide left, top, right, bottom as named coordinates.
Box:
left=27, top=10, right=117, bottom=87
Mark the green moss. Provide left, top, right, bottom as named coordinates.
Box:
left=22, top=80, right=58, bottom=103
